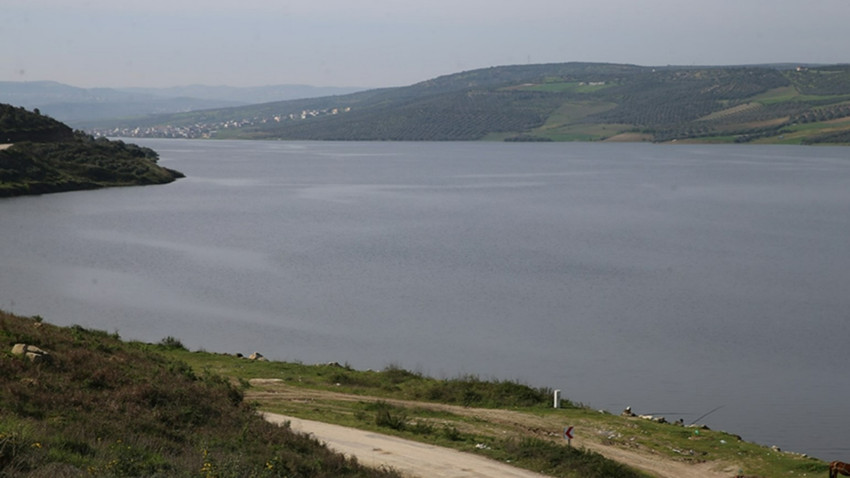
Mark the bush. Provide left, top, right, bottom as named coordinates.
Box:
left=441, top=425, right=464, bottom=442
left=370, top=402, right=407, bottom=431
left=158, top=336, right=187, bottom=350
left=420, top=376, right=550, bottom=408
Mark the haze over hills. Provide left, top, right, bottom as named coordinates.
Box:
left=0, top=81, right=366, bottom=126
left=117, top=84, right=368, bottom=105
left=87, top=62, right=850, bottom=145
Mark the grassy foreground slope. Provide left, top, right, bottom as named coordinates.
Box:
left=0, top=311, right=400, bottom=477
left=1, top=310, right=827, bottom=477
left=0, top=103, right=183, bottom=197
left=0, top=311, right=644, bottom=478
left=95, top=62, right=850, bottom=144
left=163, top=344, right=827, bottom=478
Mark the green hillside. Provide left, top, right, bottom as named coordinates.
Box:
left=92, top=63, right=850, bottom=144
left=0, top=311, right=401, bottom=477
left=0, top=104, right=183, bottom=197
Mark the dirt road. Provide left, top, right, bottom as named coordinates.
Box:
left=253, top=383, right=735, bottom=478
left=263, top=412, right=550, bottom=478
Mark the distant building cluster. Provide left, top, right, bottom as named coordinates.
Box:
left=90, top=106, right=352, bottom=139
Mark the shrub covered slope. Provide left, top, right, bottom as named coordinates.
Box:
left=0, top=311, right=400, bottom=478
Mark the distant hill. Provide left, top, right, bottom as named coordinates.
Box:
left=91, top=62, right=850, bottom=145
left=117, top=84, right=368, bottom=105
left=0, top=103, right=183, bottom=197
left=0, top=81, right=243, bottom=125
left=0, top=81, right=366, bottom=126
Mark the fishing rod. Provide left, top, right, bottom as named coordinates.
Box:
left=689, top=405, right=725, bottom=425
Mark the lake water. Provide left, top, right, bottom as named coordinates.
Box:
left=2, top=139, right=849, bottom=460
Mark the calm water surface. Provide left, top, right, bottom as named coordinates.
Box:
left=2, top=140, right=849, bottom=460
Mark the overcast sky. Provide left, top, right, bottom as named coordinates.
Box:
left=3, top=0, right=849, bottom=88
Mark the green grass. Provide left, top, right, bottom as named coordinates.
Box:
left=750, top=117, right=850, bottom=145
left=166, top=348, right=827, bottom=478
left=697, top=102, right=763, bottom=121
left=541, top=101, right=618, bottom=125
left=162, top=350, right=826, bottom=477
left=752, top=86, right=850, bottom=106
left=526, top=101, right=624, bottom=141
left=166, top=351, right=557, bottom=409
left=535, top=123, right=632, bottom=142
left=789, top=117, right=850, bottom=131
left=515, top=81, right=614, bottom=94
left=750, top=86, right=801, bottom=104
left=793, top=93, right=850, bottom=103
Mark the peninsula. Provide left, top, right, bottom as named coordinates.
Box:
left=0, top=103, right=182, bottom=198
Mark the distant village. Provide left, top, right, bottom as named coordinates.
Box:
left=91, top=106, right=352, bottom=139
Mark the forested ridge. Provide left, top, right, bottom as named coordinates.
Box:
left=93, top=62, right=850, bottom=144
left=0, top=103, right=183, bottom=197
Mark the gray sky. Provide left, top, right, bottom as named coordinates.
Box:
left=3, top=0, right=849, bottom=88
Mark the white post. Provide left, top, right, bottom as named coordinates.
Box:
left=553, top=389, right=561, bottom=409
